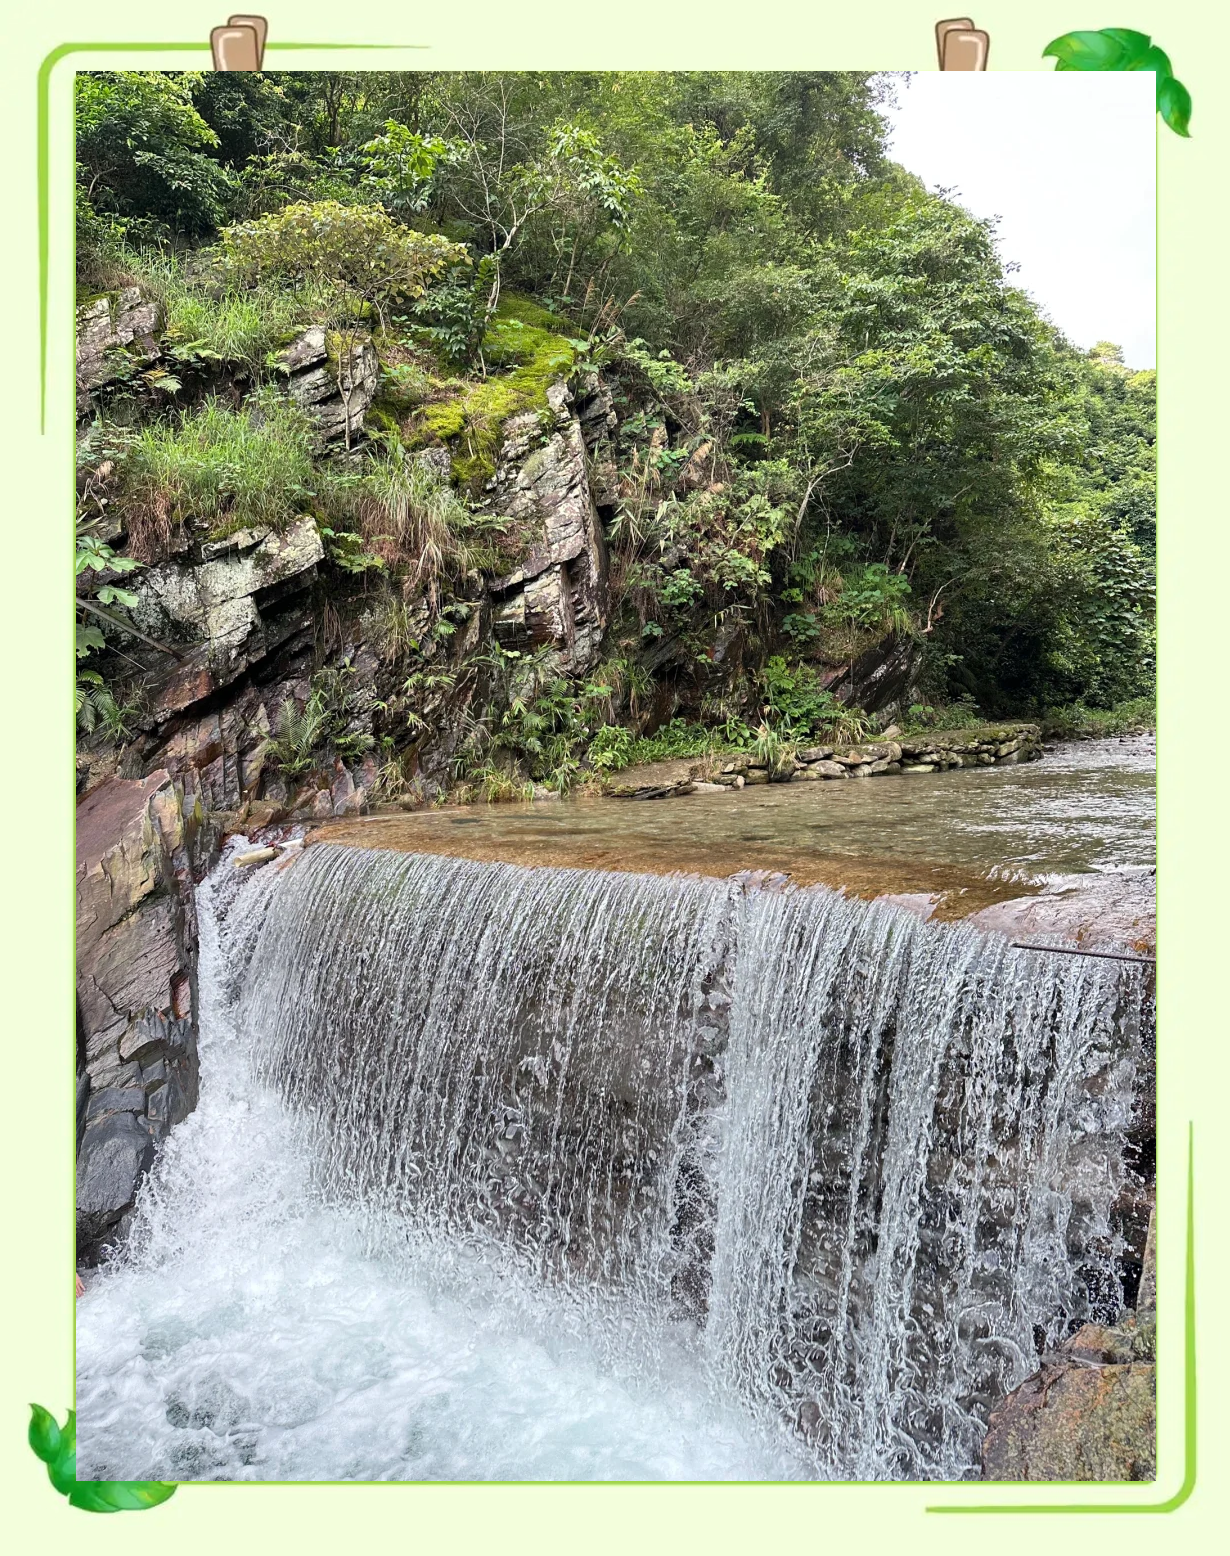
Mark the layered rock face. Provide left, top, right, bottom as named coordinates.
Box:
left=76, top=299, right=613, bottom=817
left=488, top=378, right=611, bottom=677
left=279, top=325, right=380, bottom=445
left=76, top=771, right=214, bottom=1263
left=76, top=288, right=162, bottom=412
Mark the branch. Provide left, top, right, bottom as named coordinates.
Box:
left=77, top=597, right=183, bottom=659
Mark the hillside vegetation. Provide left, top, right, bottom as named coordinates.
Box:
left=75, top=70, right=1155, bottom=799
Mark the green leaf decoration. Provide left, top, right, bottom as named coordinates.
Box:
left=27, top=1405, right=63, bottom=1463
left=1098, top=28, right=1154, bottom=63
left=1042, top=28, right=1192, bottom=136
left=27, top=1405, right=177, bottom=1515
left=1158, top=75, right=1193, bottom=136
left=1044, top=31, right=1134, bottom=69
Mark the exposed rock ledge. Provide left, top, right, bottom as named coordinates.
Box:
left=982, top=1208, right=1157, bottom=1481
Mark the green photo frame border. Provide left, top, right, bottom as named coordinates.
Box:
left=42, top=32, right=1186, bottom=1518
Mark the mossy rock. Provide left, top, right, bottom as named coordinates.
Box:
left=410, top=293, right=578, bottom=490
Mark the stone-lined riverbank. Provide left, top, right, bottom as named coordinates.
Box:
left=605, top=724, right=1043, bottom=800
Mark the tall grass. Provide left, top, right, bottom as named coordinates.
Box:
left=354, top=445, right=475, bottom=601
left=115, top=394, right=317, bottom=556
left=117, top=247, right=333, bottom=370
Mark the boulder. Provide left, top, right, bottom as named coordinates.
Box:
left=981, top=1360, right=1155, bottom=1481
left=605, top=756, right=700, bottom=800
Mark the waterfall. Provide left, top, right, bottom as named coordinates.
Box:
left=77, top=840, right=1148, bottom=1483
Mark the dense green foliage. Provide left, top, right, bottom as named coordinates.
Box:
left=75, top=70, right=1154, bottom=790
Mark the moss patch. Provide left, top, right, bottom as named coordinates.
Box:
left=414, top=294, right=577, bottom=490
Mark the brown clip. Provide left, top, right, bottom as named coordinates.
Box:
left=228, top=16, right=268, bottom=68
left=211, top=15, right=268, bottom=71
left=937, top=19, right=990, bottom=71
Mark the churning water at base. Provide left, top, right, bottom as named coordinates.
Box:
left=76, top=841, right=1149, bottom=1482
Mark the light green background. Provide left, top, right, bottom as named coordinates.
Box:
left=1, top=1, right=1225, bottom=1547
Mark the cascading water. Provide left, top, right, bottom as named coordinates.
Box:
left=76, top=839, right=1149, bottom=1483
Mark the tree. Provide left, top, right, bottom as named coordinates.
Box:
left=431, top=76, right=641, bottom=321
left=75, top=72, right=232, bottom=240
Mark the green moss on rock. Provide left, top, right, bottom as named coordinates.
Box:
left=413, top=293, right=577, bottom=490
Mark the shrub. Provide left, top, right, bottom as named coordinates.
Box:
left=217, top=201, right=466, bottom=326
left=904, top=696, right=982, bottom=732
left=1041, top=696, right=1155, bottom=740
left=823, top=562, right=913, bottom=635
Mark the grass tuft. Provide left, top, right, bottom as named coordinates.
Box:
left=114, top=394, right=317, bottom=554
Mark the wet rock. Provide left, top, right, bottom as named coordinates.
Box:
left=76, top=771, right=210, bottom=1263
left=969, top=872, right=1156, bottom=955
left=981, top=1360, right=1155, bottom=1481
left=1061, top=1323, right=1136, bottom=1365
left=1137, top=1205, right=1157, bottom=1326
left=77, top=1113, right=156, bottom=1249
left=874, top=892, right=939, bottom=920
left=798, top=760, right=848, bottom=780
left=797, top=746, right=834, bottom=763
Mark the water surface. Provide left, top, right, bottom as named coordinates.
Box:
left=319, top=735, right=1156, bottom=916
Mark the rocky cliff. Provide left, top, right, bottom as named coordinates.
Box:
left=75, top=295, right=620, bottom=822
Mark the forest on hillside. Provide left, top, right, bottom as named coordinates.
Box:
left=74, top=70, right=1155, bottom=799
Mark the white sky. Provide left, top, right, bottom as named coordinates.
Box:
left=882, top=72, right=1156, bottom=369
